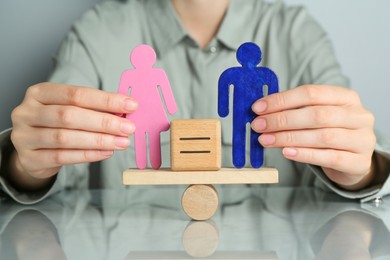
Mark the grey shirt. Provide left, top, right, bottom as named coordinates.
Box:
left=1, top=0, right=390, bottom=204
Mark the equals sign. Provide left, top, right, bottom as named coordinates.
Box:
left=179, top=137, right=211, bottom=154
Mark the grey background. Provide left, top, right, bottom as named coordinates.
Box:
left=1, top=0, right=389, bottom=136
left=0, top=0, right=104, bottom=131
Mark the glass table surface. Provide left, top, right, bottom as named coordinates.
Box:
left=0, top=186, right=389, bottom=260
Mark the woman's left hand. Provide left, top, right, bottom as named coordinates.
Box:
left=251, top=84, right=376, bottom=190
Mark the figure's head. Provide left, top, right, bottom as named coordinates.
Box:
left=236, top=42, right=262, bottom=68
left=130, top=44, right=156, bottom=68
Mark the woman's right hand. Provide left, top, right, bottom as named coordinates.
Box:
left=9, top=82, right=137, bottom=190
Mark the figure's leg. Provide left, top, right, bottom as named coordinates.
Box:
left=134, top=132, right=147, bottom=169
left=232, top=118, right=247, bottom=168
left=148, top=131, right=162, bottom=169
left=250, top=130, right=264, bottom=168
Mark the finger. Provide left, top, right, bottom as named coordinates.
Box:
left=252, top=85, right=361, bottom=115
left=28, top=83, right=138, bottom=113
left=281, top=147, right=371, bottom=176
left=252, top=106, right=369, bottom=132
left=27, top=128, right=130, bottom=150
left=27, top=149, right=115, bottom=168
left=31, top=105, right=135, bottom=136
left=259, top=128, right=375, bottom=153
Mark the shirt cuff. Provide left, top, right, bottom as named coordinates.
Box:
left=309, top=142, right=390, bottom=203
left=361, top=133, right=390, bottom=203
left=309, top=164, right=381, bottom=202
left=0, top=128, right=61, bottom=205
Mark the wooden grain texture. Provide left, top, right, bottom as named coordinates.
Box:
left=122, top=167, right=278, bottom=185
left=170, top=119, right=221, bottom=171
left=181, top=185, right=219, bottom=221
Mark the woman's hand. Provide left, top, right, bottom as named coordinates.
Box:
left=251, top=85, right=376, bottom=190
left=9, top=82, right=137, bottom=190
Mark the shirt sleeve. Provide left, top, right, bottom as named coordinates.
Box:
left=0, top=129, right=90, bottom=205
left=290, top=8, right=390, bottom=202
left=0, top=129, right=59, bottom=204
left=48, top=23, right=101, bottom=87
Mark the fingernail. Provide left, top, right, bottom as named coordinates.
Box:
left=120, top=121, right=135, bottom=135
left=260, top=134, right=275, bottom=145
left=124, top=99, right=138, bottom=112
left=100, top=150, right=114, bottom=156
left=252, top=101, right=267, bottom=114
left=283, top=148, right=297, bottom=157
left=252, top=118, right=266, bottom=131
left=114, top=137, right=130, bottom=148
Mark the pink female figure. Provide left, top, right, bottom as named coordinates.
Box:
left=117, top=44, right=177, bottom=169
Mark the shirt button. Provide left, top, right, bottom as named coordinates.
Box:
left=209, top=46, right=218, bottom=53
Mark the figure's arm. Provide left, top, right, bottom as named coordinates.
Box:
left=117, top=71, right=132, bottom=96
left=218, top=69, right=233, bottom=117
left=158, top=70, right=177, bottom=115
left=267, top=70, right=279, bottom=95
left=116, top=71, right=134, bottom=117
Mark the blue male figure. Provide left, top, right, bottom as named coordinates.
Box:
left=218, top=42, right=279, bottom=168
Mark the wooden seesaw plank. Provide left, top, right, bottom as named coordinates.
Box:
left=123, top=168, right=278, bottom=185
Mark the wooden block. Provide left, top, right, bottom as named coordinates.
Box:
left=181, top=184, right=219, bottom=221
left=122, top=168, right=278, bottom=185
left=170, top=119, right=221, bottom=171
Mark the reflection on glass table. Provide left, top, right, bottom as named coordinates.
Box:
left=0, top=187, right=389, bottom=259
